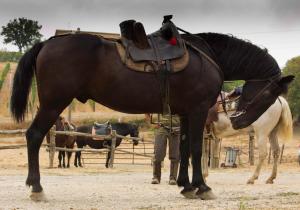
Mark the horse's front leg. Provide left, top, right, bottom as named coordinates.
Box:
left=177, top=116, right=196, bottom=198
left=66, top=151, right=72, bottom=168
left=189, top=111, right=216, bottom=200
left=58, top=151, right=62, bottom=168
left=62, top=151, right=66, bottom=168
left=247, top=134, right=268, bottom=184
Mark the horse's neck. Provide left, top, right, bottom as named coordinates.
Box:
left=113, top=124, right=130, bottom=136
left=197, top=33, right=280, bottom=80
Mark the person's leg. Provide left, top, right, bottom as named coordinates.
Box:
left=168, top=132, right=180, bottom=185
left=152, top=128, right=167, bottom=184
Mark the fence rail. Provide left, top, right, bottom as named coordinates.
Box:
left=0, top=126, right=153, bottom=168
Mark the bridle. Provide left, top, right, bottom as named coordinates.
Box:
left=231, top=73, right=281, bottom=118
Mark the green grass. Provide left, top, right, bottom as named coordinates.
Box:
left=0, top=63, right=10, bottom=91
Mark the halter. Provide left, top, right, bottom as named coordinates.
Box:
left=231, top=73, right=281, bottom=118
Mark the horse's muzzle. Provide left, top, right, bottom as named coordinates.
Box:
left=230, top=110, right=249, bottom=130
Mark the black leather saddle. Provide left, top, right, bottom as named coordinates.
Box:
left=119, top=15, right=186, bottom=63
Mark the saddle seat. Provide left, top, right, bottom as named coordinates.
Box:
left=92, top=121, right=112, bottom=140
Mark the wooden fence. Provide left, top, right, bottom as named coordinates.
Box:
left=0, top=127, right=152, bottom=168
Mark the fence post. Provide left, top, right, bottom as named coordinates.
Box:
left=249, top=132, right=255, bottom=166
left=49, top=125, right=56, bottom=168
left=108, top=130, right=117, bottom=168
left=211, top=137, right=221, bottom=169
left=201, top=133, right=209, bottom=178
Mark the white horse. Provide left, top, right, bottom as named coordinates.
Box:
left=207, top=96, right=293, bottom=184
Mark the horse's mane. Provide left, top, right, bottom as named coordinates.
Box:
left=196, top=33, right=280, bottom=80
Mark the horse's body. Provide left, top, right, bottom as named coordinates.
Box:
left=10, top=30, right=293, bottom=200
left=74, top=122, right=139, bottom=168
left=46, top=116, right=76, bottom=168
left=205, top=96, right=293, bottom=184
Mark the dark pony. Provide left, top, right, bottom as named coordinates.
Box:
left=10, top=30, right=293, bottom=200
left=46, top=116, right=76, bottom=168
left=74, top=122, right=139, bottom=168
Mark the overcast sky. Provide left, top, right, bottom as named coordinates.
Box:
left=0, top=0, right=299, bottom=67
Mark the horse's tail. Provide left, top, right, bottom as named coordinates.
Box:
left=276, top=96, right=293, bottom=141
left=10, top=42, right=44, bottom=122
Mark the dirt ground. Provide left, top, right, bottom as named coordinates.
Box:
left=0, top=83, right=300, bottom=210
left=0, top=128, right=300, bottom=210
left=0, top=161, right=300, bottom=210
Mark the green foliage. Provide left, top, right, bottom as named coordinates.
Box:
left=0, top=51, right=22, bottom=62
left=1, top=17, right=42, bottom=52
left=223, top=80, right=244, bottom=92
left=282, top=56, right=300, bottom=119
left=0, top=63, right=10, bottom=91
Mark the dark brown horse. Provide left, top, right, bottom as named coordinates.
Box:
left=46, top=116, right=75, bottom=168
left=75, top=122, right=139, bottom=168
left=10, top=31, right=293, bottom=200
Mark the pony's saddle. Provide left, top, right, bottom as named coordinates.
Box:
left=92, top=121, right=112, bottom=140
left=117, top=15, right=189, bottom=73
left=206, top=91, right=241, bottom=126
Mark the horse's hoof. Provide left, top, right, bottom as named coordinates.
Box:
left=30, top=191, right=47, bottom=202
left=247, top=179, right=254, bottom=184
left=197, top=190, right=217, bottom=200
left=180, top=188, right=197, bottom=199
left=266, top=179, right=274, bottom=184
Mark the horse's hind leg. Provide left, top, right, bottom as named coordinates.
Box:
left=266, top=129, right=280, bottom=184
left=247, top=134, right=268, bottom=184
left=26, top=106, right=68, bottom=200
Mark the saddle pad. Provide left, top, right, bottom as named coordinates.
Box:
left=127, top=36, right=186, bottom=62
left=115, top=42, right=189, bottom=73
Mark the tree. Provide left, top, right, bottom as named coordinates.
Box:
left=1, top=18, right=42, bottom=52
left=282, top=56, right=300, bottom=121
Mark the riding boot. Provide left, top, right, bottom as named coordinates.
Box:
left=151, top=161, right=161, bottom=184
left=169, top=161, right=179, bottom=185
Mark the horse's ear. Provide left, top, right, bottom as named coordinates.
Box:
left=278, top=75, right=295, bottom=94
left=278, top=75, right=294, bottom=86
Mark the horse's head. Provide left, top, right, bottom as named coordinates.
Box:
left=55, top=116, right=65, bottom=131
left=55, top=116, right=75, bottom=131
left=230, top=75, right=294, bottom=129
left=129, top=124, right=139, bottom=146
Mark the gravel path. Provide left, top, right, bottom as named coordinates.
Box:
left=0, top=169, right=300, bottom=210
